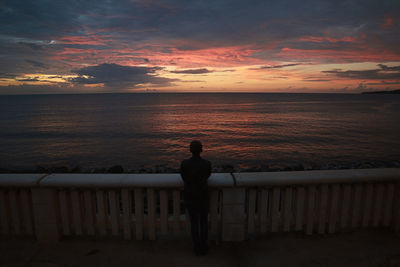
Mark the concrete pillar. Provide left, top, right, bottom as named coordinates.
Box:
left=221, top=188, right=246, bottom=241
left=31, top=188, right=60, bottom=242
left=393, top=183, right=400, bottom=234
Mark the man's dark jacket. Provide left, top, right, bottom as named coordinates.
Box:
left=180, top=155, right=211, bottom=210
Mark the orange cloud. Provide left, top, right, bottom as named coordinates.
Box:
left=277, top=47, right=400, bottom=62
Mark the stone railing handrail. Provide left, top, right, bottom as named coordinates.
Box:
left=0, top=173, right=48, bottom=187
left=0, top=173, right=234, bottom=188
left=1, top=168, right=399, bottom=188
left=235, top=168, right=400, bottom=186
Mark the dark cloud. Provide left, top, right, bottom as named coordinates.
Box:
left=355, top=83, right=368, bottom=91
left=322, top=64, right=400, bottom=80
left=0, top=84, right=80, bottom=95
left=170, top=68, right=212, bottom=74
left=17, top=42, right=43, bottom=51
left=250, top=63, right=301, bottom=70
left=1, top=0, right=399, bottom=51
left=377, top=64, right=400, bottom=71
left=367, top=81, right=400, bottom=85
left=16, top=77, right=40, bottom=82
left=25, top=59, right=47, bottom=69
left=71, top=63, right=177, bottom=89
left=304, top=79, right=332, bottom=82
left=0, top=73, right=16, bottom=79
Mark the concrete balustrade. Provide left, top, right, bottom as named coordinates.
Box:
left=0, top=169, right=399, bottom=243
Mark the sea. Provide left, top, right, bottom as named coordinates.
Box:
left=0, top=93, right=399, bottom=172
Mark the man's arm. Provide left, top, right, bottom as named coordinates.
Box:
left=179, top=160, right=186, bottom=181
left=206, top=160, right=212, bottom=179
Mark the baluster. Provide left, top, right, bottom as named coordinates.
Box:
left=306, top=186, right=316, bottom=235
left=83, top=190, right=95, bottom=235
left=96, top=190, right=107, bottom=236
left=328, top=184, right=340, bottom=233
left=134, top=188, right=144, bottom=240
left=283, top=187, right=293, bottom=232
left=173, top=190, right=180, bottom=234
left=318, top=185, right=329, bottom=234
left=295, top=187, right=305, bottom=231
left=247, top=189, right=256, bottom=234
left=19, top=189, right=33, bottom=235
left=108, top=190, right=119, bottom=236
left=271, top=187, right=280, bottom=232
left=160, top=190, right=168, bottom=235
left=121, top=189, right=131, bottom=240
left=147, top=188, right=156, bottom=240
left=71, top=190, right=83, bottom=235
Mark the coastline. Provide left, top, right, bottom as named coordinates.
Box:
left=1, top=159, right=399, bottom=174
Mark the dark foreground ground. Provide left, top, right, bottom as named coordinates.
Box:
left=1, top=230, right=399, bottom=267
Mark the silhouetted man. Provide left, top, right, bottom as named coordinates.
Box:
left=180, top=140, right=211, bottom=256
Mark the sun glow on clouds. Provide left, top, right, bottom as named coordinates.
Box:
left=0, top=74, right=78, bottom=86
left=1, top=0, right=400, bottom=94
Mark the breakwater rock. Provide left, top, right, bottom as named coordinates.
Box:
left=1, top=160, right=399, bottom=174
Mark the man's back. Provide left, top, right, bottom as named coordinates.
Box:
left=180, top=155, right=211, bottom=203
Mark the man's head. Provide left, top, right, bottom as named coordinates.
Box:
left=190, top=140, right=203, bottom=155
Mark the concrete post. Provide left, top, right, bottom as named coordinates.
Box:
left=221, top=188, right=246, bottom=241
left=393, top=183, right=400, bottom=234
left=31, top=188, right=60, bottom=242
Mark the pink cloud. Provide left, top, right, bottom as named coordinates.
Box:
left=57, top=35, right=111, bottom=46
left=298, top=36, right=357, bottom=43
left=277, top=47, right=400, bottom=62
left=382, top=17, right=395, bottom=29
left=50, top=43, right=264, bottom=68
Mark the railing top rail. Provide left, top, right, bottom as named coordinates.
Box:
left=234, top=168, right=400, bottom=186
left=0, top=173, right=47, bottom=187
left=1, top=168, right=399, bottom=188
left=38, top=173, right=234, bottom=188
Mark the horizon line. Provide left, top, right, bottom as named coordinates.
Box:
left=0, top=91, right=363, bottom=96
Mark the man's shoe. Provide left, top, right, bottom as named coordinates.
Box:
left=193, top=244, right=202, bottom=256
left=200, top=243, right=209, bottom=255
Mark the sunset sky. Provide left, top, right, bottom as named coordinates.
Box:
left=1, top=0, right=400, bottom=94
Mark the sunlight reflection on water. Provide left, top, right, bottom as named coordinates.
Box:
left=0, top=93, right=399, bottom=170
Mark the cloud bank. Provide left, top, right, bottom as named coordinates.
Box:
left=170, top=68, right=212, bottom=74
left=71, top=63, right=177, bottom=89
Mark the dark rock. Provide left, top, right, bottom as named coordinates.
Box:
left=302, top=163, right=313, bottom=170
left=71, top=166, right=81, bottom=173
left=92, top=168, right=107, bottom=173
left=243, top=166, right=262, bottom=172
left=35, top=166, right=48, bottom=173
left=0, top=168, right=13, bottom=173
left=221, top=164, right=235, bottom=173
left=260, top=164, right=269, bottom=172
left=293, top=163, right=304, bottom=171
left=266, top=164, right=283, bottom=172
left=51, top=166, right=69, bottom=173
left=138, top=168, right=147, bottom=173
left=108, top=165, right=124, bottom=173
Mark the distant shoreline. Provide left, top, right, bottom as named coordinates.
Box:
left=362, top=89, right=400, bottom=94
left=0, top=92, right=361, bottom=96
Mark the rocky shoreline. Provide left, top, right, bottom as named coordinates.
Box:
left=1, top=160, right=399, bottom=174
